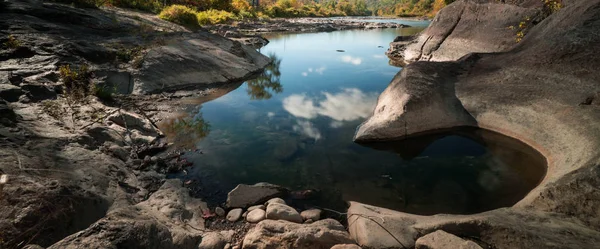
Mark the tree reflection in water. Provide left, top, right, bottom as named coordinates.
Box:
left=246, top=53, right=283, bottom=100
left=160, top=108, right=210, bottom=149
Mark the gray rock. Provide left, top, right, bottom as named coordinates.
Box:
left=199, top=230, right=234, bottom=249
left=246, top=209, right=266, bottom=223
left=227, top=208, right=243, bottom=222
left=0, top=84, right=24, bottom=102
left=265, top=203, right=302, bottom=223
left=247, top=204, right=265, bottom=211
left=304, top=219, right=314, bottom=224
left=22, top=245, right=45, bottom=249
left=265, top=197, right=286, bottom=206
left=226, top=183, right=288, bottom=208
left=415, top=230, right=482, bottom=249
left=300, top=209, right=322, bottom=221
left=396, top=0, right=543, bottom=63
left=330, top=244, right=362, bottom=249
left=135, top=32, right=270, bottom=94
left=215, top=207, right=226, bottom=216
left=242, top=219, right=355, bottom=249
left=107, top=111, right=156, bottom=134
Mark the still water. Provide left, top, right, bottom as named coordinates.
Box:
left=164, top=27, right=546, bottom=215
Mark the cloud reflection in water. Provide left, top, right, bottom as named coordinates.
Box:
left=283, top=88, right=378, bottom=122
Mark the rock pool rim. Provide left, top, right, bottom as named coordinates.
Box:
left=354, top=126, right=549, bottom=209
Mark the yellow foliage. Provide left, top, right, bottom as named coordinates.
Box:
left=158, top=5, right=199, bottom=28
left=232, top=0, right=252, bottom=12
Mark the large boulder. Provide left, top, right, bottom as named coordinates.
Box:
left=389, top=0, right=543, bottom=63
left=242, top=219, right=355, bottom=249
left=134, top=32, right=270, bottom=94
left=353, top=0, right=600, bottom=248
left=226, top=183, right=288, bottom=208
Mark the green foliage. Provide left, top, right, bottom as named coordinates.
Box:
left=105, top=0, right=163, bottom=13
left=368, top=0, right=445, bottom=17
left=542, top=0, right=562, bottom=15
left=246, top=53, right=283, bottom=100
left=159, top=5, right=200, bottom=28
left=3, top=35, right=21, bottom=49
left=196, top=9, right=237, bottom=25
left=59, top=64, right=94, bottom=101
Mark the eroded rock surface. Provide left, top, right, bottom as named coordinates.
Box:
left=415, top=230, right=482, bottom=249
left=388, top=0, right=543, bottom=63
left=353, top=0, right=600, bottom=248
left=242, top=219, right=355, bottom=249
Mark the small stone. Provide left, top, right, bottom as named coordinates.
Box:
left=242, top=210, right=248, bottom=218
left=232, top=246, right=240, bottom=249
left=246, top=209, right=266, bottom=223
left=224, top=243, right=231, bottom=249
left=331, top=244, right=362, bottom=249
left=304, top=219, right=314, bottom=224
left=248, top=204, right=265, bottom=211
left=415, top=230, right=482, bottom=249
left=301, top=209, right=322, bottom=221
left=265, top=197, right=286, bottom=206
left=265, top=203, right=302, bottom=223
left=215, top=207, right=225, bottom=216
left=227, top=208, right=243, bottom=222
left=198, top=230, right=234, bottom=249
left=226, top=183, right=288, bottom=208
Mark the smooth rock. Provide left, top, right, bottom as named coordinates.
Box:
left=226, top=183, right=288, bottom=208
left=199, top=230, right=235, bottom=249
left=415, top=230, right=482, bottom=249
left=300, top=209, right=322, bottom=221
left=242, top=219, right=355, bottom=249
left=265, top=197, right=286, bottom=206
left=265, top=203, right=302, bottom=223
left=330, top=244, right=362, bottom=249
left=226, top=208, right=243, bottom=222
left=247, top=204, right=264, bottom=211
left=246, top=209, right=266, bottom=223
left=215, top=207, right=225, bottom=216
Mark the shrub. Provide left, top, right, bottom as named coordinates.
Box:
left=59, top=64, right=94, bottom=101
left=196, top=9, right=237, bottom=25
left=232, top=0, right=252, bottom=12
left=3, top=35, right=20, bottom=49
left=159, top=5, right=199, bottom=28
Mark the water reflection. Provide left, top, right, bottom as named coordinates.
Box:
left=246, top=53, right=283, bottom=100
left=282, top=88, right=378, bottom=122
left=160, top=107, right=210, bottom=150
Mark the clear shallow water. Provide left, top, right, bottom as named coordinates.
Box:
left=164, top=28, right=546, bottom=215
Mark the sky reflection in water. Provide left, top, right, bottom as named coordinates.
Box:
left=168, top=27, right=546, bottom=214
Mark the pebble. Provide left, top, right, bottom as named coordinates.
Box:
left=215, top=207, right=225, bottom=216
left=226, top=208, right=243, bottom=222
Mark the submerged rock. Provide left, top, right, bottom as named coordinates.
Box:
left=242, top=219, right=355, bottom=249
left=415, top=230, right=482, bottom=249
left=226, top=183, right=288, bottom=208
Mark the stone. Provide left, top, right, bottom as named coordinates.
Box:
left=0, top=84, right=24, bottom=102
left=246, top=209, right=266, bottom=223
left=227, top=208, right=243, bottom=222
left=198, top=230, right=235, bottom=249
left=415, top=230, right=482, bottom=249
left=265, top=203, right=302, bottom=223
left=215, top=207, right=226, bottom=216
left=136, top=32, right=270, bottom=94
left=304, top=219, right=314, bottom=224
left=265, top=197, right=286, bottom=206
left=330, top=244, right=362, bottom=249
left=247, top=204, right=264, bottom=211
left=107, top=111, right=156, bottom=134
left=301, top=209, right=322, bottom=221
left=226, top=183, right=288, bottom=208
left=242, top=219, right=355, bottom=249
left=393, top=0, right=543, bottom=63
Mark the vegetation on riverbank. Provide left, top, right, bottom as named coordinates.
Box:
left=47, top=0, right=448, bottom=26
